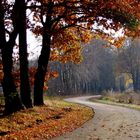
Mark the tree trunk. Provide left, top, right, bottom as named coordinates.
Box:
left=34, top=32, right=51, bottom=105
left=137, top=68, right=140, bottom=92
left=132, top=67, right=140, bottom=92
left=34, top=1, right=53, bottom=105
left=18, top=0, right=32, bottom=108
left=0, top=1, right=23, bottom=115
left=2, top=56, right=23, bottom=115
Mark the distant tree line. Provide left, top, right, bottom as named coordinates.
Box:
left=47, top=39, right=140, bottom=96
left=47, top=39, right=115, bottom=95
left=117, top=38, right=140, bottom=92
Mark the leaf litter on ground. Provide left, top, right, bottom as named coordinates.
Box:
left=0, top=97, right=94, bottom=140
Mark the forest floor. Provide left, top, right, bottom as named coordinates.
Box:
left=0, top=97, right=93, bottom=140
left=53, top=96, right=140, bottom=140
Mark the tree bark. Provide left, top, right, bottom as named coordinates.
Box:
left=34, top=1, right=53, bottom=106
left=132, top=67, right=140, bottom=92
left=18, top=0, right=32, bottom=108
left=2, top=51, right=23, bottom=115
left=34, top=31, right=51, bottom=105
left=0, top=1, right=23, bottom=115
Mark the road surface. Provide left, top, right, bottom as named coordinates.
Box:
left=52, top=96, right=140, bottom=140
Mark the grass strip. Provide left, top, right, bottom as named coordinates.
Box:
left=89, top=98, right=140, bottom=111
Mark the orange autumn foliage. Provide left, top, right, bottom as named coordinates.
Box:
left=50, top=28, right=93, bottom=63
left=1, top=0, right=140, bottom=91
left=12, top=67, right=59, bottom=90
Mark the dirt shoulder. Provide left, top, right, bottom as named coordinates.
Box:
left=52, top=96, right=140, bottom=140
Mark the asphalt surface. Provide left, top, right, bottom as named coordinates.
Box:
left=52, top=96, right=140, bottom=140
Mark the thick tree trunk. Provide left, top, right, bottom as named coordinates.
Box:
left=34, top=1, right=53, bottom=105
left=0, top=1, right=23, bottom=115
left=34, top=33, right=51, bottom=105
left=18, top=0, right=32, bottom=108
left=2, top=55, right=23, bottom=115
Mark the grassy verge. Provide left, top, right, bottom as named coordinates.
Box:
left=0, top=97, right=94, bottom=140
left=89, top=98, right=140, bottom=111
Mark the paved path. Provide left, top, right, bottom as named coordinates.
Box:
left=52, top=96, right=140, bottom=140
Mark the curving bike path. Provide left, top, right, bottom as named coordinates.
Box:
left=52, top=96, right=140, bottom=140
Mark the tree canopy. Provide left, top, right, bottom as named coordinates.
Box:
left=0, top=0, right=140, bottom=114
